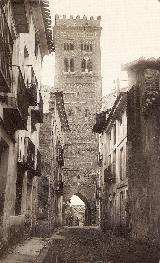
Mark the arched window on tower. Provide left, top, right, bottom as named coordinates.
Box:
left=87, top=59, right=92, bottom=72
left=64, top=58, right=69, bottom=72
left=90, top=44, right=92, bottom=51
left=87, top=44, right=89, bottom=51
left=64, top=43, right=67, bottom=50
left=81, top=59, right=86, bottom=72
left=70, top=58, right=74, bottom=72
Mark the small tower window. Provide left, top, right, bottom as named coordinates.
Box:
left=87, top=60, right=92, bottom=72
left=87, top=44, right=89, bottom=51
left=81, top=59, right=86, bottom=72
left=84, top=44, right=87, bottom=51
left=64, top=43, right=67, bottom=50
left=64, top=58, right=69, bottom=72
left=70, top=58, right=74, bottom=72
left=90, top=44, right=92, bottom=51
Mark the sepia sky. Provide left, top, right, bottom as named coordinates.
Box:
left=42, top=0, right=160, bottom=95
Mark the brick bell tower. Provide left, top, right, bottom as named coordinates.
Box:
left=53, top=14, right=102, bottom=224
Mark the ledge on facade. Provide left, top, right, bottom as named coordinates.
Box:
left=11, top=0, right=29, bottom=33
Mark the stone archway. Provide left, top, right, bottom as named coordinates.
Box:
left=73, top=193, right=91, bottom=226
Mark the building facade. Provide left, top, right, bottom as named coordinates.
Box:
left=53, top=15, right=102, bottom=224
left=38, top=91, right=69, bottom=234
left=0, top=0, right=53, bottom=250
left=124, top=58, right=160, bottom=243
left=93, top=93, right=128, bottom=233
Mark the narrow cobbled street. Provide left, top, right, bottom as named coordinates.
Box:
left=41, top=227, right=160, bottom=263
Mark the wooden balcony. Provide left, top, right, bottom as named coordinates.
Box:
left=17, top=136, right=35, bottom=171
left=11, top=0, right=29, bottom=33
left=31, top=92, right=43, bottom=124
left=3, top=67, right=30, bottom=134
left=0, top=2, right=13, bottom=92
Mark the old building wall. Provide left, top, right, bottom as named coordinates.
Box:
left=54, top=15, right=102, bottom=224
left=127, top=66, right=160, bottom=242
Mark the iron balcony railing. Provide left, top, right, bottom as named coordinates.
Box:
left=0, top=2, right=13, bottom=92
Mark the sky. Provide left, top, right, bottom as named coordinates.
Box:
left=42, top=0, right=160, bottom=95
left=70, top=195, right=85, bottom=206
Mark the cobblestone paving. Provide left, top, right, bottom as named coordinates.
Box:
left=44, top=226, right=160, bottom=263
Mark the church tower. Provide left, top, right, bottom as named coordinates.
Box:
left=53, top=15, right=102, bottom=224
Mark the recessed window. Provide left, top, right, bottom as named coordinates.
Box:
left=87, top=59, right=92, bottom=72
left=64, top=42, right=74, bottom=51
left=64, top=58, right=69, bottom=72
left=70, top=58, right=74, bottom=72
left=81, top=42, right=93, bottom=52
left=85, top=109, right=89, bottom=117
left=81, top=59, right=86, bottom=72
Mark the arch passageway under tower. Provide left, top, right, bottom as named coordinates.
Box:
left=64, top=193, right=92, bottom=226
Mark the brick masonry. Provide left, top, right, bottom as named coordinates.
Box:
left=53, top=15, right=102, bottom=223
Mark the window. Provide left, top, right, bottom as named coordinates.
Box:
left=85, top=109, right=89, bottom=117
left=81, top=59, right=86, bottom=72
left=113, top=123, right=116, bottom=145
left=64, top=42, right=74, bottom=51
left=120, top=191, right=124, bottom=224
left=120, top=147, right=123, bottom=180
left=81, top=42, right=93, bottom=52
left=70, top=58, right=74, bottom=72
left=113, top=150, right=116, bottom=177
left=87, top=59, right=92, bottom=72
left=64, top=58, right=69, bottom=72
